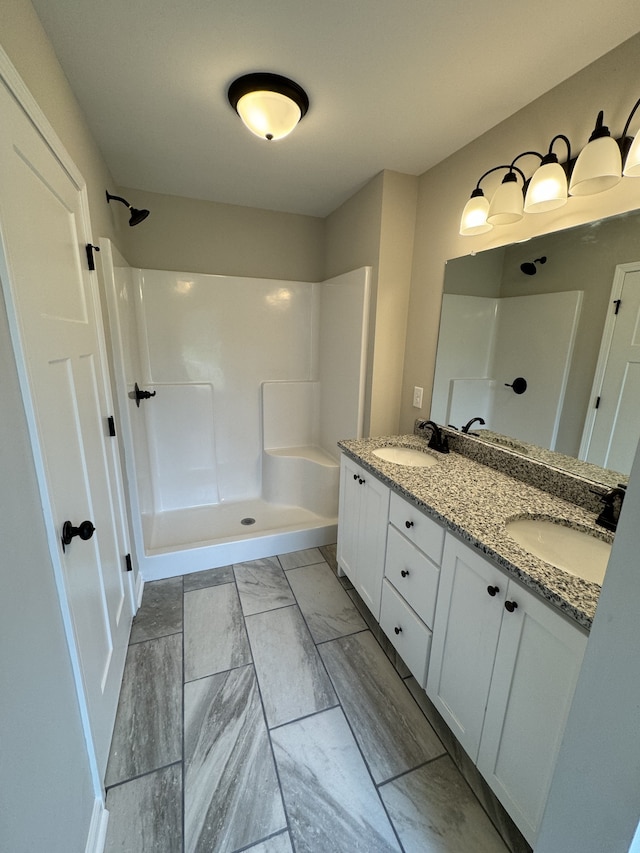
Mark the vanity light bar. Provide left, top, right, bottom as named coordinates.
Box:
left=460, top=99, right=640, bottom=236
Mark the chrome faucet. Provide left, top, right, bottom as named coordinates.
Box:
left=595, top=484, right=627, bottom=532
left=461, top=416, right=486, bottom=434
left=418, top=420, right=449, bottom=454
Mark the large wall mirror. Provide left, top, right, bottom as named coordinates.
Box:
left=432, top=208, right=640, bottom=483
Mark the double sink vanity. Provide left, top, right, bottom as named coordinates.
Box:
left=337, top=423, right=617, bottom=847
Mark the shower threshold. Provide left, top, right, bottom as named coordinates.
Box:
left=138, top=498, right=337, bottom=580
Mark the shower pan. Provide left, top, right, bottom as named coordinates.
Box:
left=100, top=239, right=370, bottom=581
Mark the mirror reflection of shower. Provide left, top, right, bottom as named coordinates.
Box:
left=520, top=256, right=547, bottom=276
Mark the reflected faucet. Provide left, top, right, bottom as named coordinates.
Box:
left=418, top=420, right=450, bottom=454
left=461, top=416, right=486, bottom=434
left=595, top=484, right=627, bottom=532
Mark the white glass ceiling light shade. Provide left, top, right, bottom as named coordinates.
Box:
left=569, top=111, right=621, bottom=196
left=524, top=160, right=568, bottom=212
left=622, top=133, right=640, bottom=178
left=228, top=73, right=309, bottom=141
left=459, top=188, right=492, bottom=235
left=623, top=132, right=640, bottom=176
left=487, top=171, right=524, bottom=225
left=622, top=98, right=640, bottom=177
left=524, top=138, right=571, bottom=214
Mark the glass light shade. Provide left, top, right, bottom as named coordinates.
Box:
left=487, top=179, right=524, bottom=225
left=623, top=133, right=640, bottom=177
left=459, top=193, right=492, bottom=236
left=569, top=136, right=622, bottom=195
left=524, top=162, right=568, bottom=213
left=236, top=90, right=302, bottom=140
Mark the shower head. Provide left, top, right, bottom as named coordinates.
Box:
left=520, top=256, right=547, bottom=276
left=106, top=191, right=150, bottom=227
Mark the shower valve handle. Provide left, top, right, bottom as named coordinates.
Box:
left=134, top=382, right=157, bottom=407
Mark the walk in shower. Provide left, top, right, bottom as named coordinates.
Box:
left=101, top=240, right=370, bottom=580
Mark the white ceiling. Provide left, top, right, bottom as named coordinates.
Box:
left=31, top=0, right=640, bottom=217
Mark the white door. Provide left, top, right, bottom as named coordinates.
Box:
left=0, top=76, right=132, bottom=779
left=581, top=263, right=640, bottom=474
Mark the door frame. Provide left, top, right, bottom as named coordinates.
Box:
left=579, top=260, right=640, bottom=463
left=0, top=45, right=119, bottom=835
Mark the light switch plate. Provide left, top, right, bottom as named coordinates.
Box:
left=413, top=386, right=424, bottom=408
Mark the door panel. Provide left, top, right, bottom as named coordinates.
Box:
left=584, top=266, right=640, bottom=473
left=0, top=78, right=132, bottom=778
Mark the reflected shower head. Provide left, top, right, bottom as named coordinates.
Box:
left=520, top=256, right=547, bottom=275
left=106, top=191, right=150, bottom=227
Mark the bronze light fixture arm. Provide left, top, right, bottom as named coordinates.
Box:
left=619, top=97, right=640, bottom=159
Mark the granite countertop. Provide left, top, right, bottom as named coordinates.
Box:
left=338, top=434, right=612, bottom=631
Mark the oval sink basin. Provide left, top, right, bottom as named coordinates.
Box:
left=372, top=446, right=439, bottom=468
left=505, top=518, right=611, bottom=585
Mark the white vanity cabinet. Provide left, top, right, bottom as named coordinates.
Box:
left=337, top=454, right=390, bottom=619
left=379, top=492, right=444, bottom=685
left=427, top=534, right=587, bottom=845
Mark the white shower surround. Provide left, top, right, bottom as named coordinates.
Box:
left=102, top=240, right=369, bottom=580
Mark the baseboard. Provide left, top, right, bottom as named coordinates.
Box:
left=84, top=798, right=109, bottom=853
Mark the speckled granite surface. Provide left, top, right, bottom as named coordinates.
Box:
left=338, top=434, right=613, bottom=631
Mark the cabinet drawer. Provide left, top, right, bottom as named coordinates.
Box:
left=385, top=525, right=440, bottom=628
left=389, top=491, right=444, bottom=564
left=380, top=579, right=431, bottom=687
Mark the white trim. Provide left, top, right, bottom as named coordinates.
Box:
left=84, top=800, right=109, bottom=853
left=579, top=261, right=640, bottom=461
left=0, top=47, right=103, bottom=798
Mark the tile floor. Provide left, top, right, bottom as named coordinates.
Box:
left=103, top=545, right=518, bottom=853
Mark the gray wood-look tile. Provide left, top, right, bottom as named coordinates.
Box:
left=319, top=631, right=445, bottom=783
left=184, top=582, right=251, bottom=682
left=244, top=832, right=293, bottom=853
left=184, top=665, right=286, bottom=853
left=129, top=577, right=183, bottom=644
left=234, top=557, right=296, bottom=615
left=105, top=633, right=182, bottom=787
left=104, top=763, right=182, bottom=853
left=347, top=585, right=411, bottom=678
left=286, top=562, right=366, bottom=643
left=319, top=542, right=338, bottom=573
left=380, top=755, right=509, bottom=852
left=271, top=707, right=401, bottom=853
left=245, top=606, right=336, bottom=728
left=183, top=564, right=234, bottom=591
left=278, top=547, right=324, bottom=571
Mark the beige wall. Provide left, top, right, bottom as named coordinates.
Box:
left=325, top=170, right=418, bottom=436
left=401, top=30, right=640, bottom=433
left=1, top=0, right=119, bottom=243
left=116, top=187, right=324, bottom=281
left=373, top=171, right=418, bottom=434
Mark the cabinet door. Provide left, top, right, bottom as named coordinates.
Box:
left=337, top=455, right=361, bottom=581
left=477, top=581, right=587, bottom=845
left=356, top=469, right=390, bottom=618
left=426, top=535, right=505, bottom=762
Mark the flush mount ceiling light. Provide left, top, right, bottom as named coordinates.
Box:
left=227, top=73, right=309, bottom=141
left=459, top=95, right=640, bottom=237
